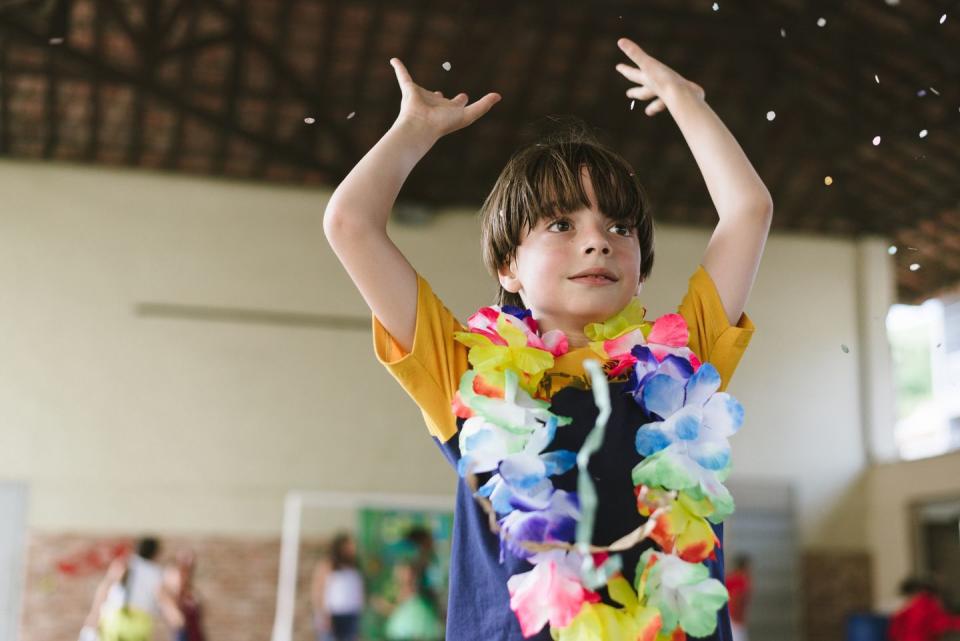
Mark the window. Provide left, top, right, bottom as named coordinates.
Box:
left=887, top=297, right=960, bottom=460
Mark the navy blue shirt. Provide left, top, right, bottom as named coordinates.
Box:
left=436, top=381, right=732, bottom=641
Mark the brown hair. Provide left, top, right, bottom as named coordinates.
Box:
left=478, top=124, right=654, bottom=308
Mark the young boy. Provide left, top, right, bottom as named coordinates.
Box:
left=324, top=38, right=771, bottom=641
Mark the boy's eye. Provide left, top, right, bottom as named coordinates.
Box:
left=609, top=223, right=634, bottom=236
left=547, top=219, right=572, bottom=232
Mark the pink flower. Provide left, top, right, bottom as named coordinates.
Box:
left=646, top=314, right=700, bottom=370
left=602, top=328, right=648, bottom=377
left=603, top=315, right=700, bottom=377
left=507, top=551, right=600, bottom=637
left=466, top=307, right=568, bottom=357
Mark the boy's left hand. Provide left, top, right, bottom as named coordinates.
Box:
left=615, top=38, right=704, bottom=116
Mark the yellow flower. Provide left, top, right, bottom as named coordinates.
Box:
left=552, top=576, right=661, bottom=641
left=454, top=316, right=554, bottom=395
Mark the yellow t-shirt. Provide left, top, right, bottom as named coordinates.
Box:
left=373, top=265, right=754, bottom=443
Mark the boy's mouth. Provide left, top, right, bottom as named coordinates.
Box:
left=569, top=268, right=619, bottom=283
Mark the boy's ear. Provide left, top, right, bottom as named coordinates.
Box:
left=497, top=260, right=522, bottom=294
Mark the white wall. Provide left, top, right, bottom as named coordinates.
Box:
left=0, top=160, right=869, bottom=547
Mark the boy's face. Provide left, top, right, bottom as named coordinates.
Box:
left=498, top=169, right=643, bottom=332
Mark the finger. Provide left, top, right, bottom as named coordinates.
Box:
left=645, top=98, right=665, bottom=116
left=433, top=90, right=444, bottom=98
left=390, top=58, right=413, bottom=87
left=452, top=92, right=469, bottom=105
left=626, top=86, right=656, bottom=101
left=615, top=63, right=647, bottom=85
left=617, top=38, right=651, bottom=66
left=462, top=92, right=501, bottom=125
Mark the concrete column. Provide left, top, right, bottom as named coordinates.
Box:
left=856, top=236, right=899, bottom=463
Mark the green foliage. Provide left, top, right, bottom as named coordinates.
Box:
left=888, top=324, right=933, bottom=419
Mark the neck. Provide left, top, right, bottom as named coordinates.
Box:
left=534, top=315, right=591, bottom=348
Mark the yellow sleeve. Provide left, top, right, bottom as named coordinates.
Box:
left=372, top=273, right=468, bottom=442
left=677, top=265, right=756, bottom=391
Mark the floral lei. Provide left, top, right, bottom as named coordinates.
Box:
left=451, top=299, right=744, bottom=640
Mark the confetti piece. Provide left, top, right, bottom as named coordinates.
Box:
left=630, top=100, right=636, bottom=111
left=824, top=176, right=833, bottom=186
left=442, top=61, right=452, bottom=71
left=874, top=74, right=880, bottom=83
left=780, top=28, right=787, bottom=37
left=917, top=89, right=927, bottom=97
left=347, top=111, right=356, bottom=119
left=940, top=13, right=947, bottom=24
left=929, top=87, right=940, bottom=96
left=885, top=0, right=899, bottom=4
left=888, top=245, right=898, bottom=255
left=841, top=344, right=850, bottom=354
left=817, top=17, right=827, bottom=27
left=303, top=117, right=315, bottom=124
left=936, top=342, right=942, bottom=348
left=766, top=110, right=776, bottom=121
left=872, top=135, right=881, bottom=146
left=909, top=263, right=920, bottom=271
left=49, top=37, right=64, bottom=45
left=919, top=129, right=928, bottom=138
left=907, top=246, right=918, bottom=251
left=712, top=2, right=719, bottom=10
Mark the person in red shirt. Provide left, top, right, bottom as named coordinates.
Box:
left=726, top=555, right=752, bottom=641
left=889, top=577, right=960, bottom=641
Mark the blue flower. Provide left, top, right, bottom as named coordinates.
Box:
left=476, top=417, right=577, bottom=514
left=498, top=490, right=579, bottom=561
left=634, top=363, right=744, bottom=472
left=626, top=346, right=694, bottom=406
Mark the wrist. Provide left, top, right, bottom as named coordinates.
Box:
left=661, top=83, right=705, bottom=110
left=389, top=116, right=441, bottom=155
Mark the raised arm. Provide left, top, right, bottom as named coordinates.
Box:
left=323, top=58, right=500, bottom=352
left=615, top=39, right=773, bottom=325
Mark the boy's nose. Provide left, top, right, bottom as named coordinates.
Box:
left=582, top=231, right=612, bottom=255
left=584, top=245, right=611, bottom=255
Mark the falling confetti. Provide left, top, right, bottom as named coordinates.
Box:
left=817, top=17, right=827, bottom=27
left=766, top=110, right=776, bottom=121
left=347, top=111, right=356, bottom=119
left=909, top=263, right=920, bottom=271
left=780, top=28, right=787, bottom=37
left=907, top=246, right=919, bottom=251
left=888, top=245, right=898, bottom=255
left=940, top=13, right=947, bottom=24
left=885, top=0, right=899, bottom=4
left=936, top=342, right=943, bottom=348
left=442, top=61, right=452, bottom=71
left=872, top=135, right=882, bottom=146
left=303, top=117, right=316, bottom=124
left=49, top=37, right=64, bottom=45
left=919, top=129, right=928, bottom=138
left=917, top=89, right=927, bottom=97
left=929, top=87, right=940, bottom=96
left=824, top=176, right=833, bottom=186
left=874, top=74, right=879, bottom=83
left=712, top=2, right=719, bottom=11
left=841, top=344, right=850, bottom=354
left=630, top=100, right=636, bottom=111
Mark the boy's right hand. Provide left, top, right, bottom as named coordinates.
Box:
left=390, top=58, right=501, bottom=141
